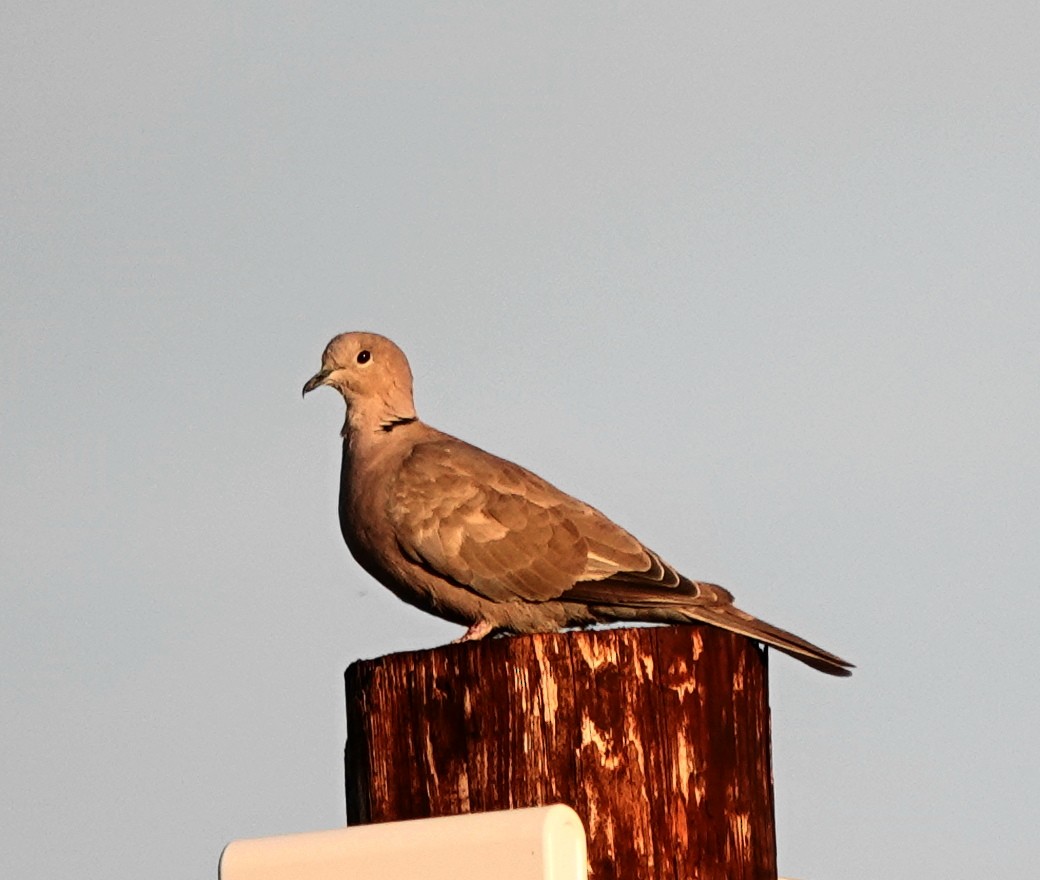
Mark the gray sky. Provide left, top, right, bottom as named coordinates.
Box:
left=3, top=3, right=1038, bottom=877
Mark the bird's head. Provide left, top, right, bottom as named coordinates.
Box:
left=303, top=332, right=417, bottom=434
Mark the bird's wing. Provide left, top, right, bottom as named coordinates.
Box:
left=388, top=436, right=728, bottom=608
left=389, top=438, right=589, bottom=602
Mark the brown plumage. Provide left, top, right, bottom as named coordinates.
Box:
left=304, top=331, right=853, bottom=676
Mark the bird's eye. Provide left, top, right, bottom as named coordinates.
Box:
left=356, top=350, right=371, bottom=364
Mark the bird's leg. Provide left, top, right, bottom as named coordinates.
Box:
left=453, top=619, right=495, bottom=642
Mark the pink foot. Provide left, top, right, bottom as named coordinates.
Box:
left=453, top=620, right=495, bottom=642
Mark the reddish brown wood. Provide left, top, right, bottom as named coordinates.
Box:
left=345, top=625, right=777, bottom=880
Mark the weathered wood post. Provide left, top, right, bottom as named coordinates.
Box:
left=344, top=624, right=776, bottom=880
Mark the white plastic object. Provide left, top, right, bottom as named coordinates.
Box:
left=219, top=804, right=588, bottom=880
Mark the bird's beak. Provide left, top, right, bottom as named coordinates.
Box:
left=302, top=369, right=331, bottom=397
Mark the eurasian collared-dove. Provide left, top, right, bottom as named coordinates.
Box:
left=304, top=332, right=852, bottom=676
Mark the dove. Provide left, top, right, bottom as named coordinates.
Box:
left=303, top=332, right=852, bottom=676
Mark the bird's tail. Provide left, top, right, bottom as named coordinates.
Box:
left=678, top=601, right=854, bottom=676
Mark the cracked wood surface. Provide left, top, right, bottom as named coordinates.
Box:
left=345, top=625, right=776, bottom=880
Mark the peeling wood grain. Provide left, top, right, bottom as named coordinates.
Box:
left=345, top=625, right=776, bottom=880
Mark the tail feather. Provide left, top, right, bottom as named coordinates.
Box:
left=681, top=604, right=854, bottom=677
left=574, top=576, right=854, bottom=676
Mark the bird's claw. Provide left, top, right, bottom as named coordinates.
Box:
left=453, top=620, right=495, bottom=642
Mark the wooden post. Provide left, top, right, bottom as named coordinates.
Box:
left=344, top=625, right=776, bottom=880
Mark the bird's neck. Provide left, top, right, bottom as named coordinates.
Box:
left=342, top=398, right=418, bottom=443
left=339, top=414, right=420, bottom=509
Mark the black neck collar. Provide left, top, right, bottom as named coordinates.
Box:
left=380, top=416, right=417, bottom=433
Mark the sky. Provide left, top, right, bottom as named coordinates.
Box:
left=2, top=2, right=1038, bottom=878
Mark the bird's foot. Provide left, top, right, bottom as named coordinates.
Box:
left=453, top=620, right=495, bottom=642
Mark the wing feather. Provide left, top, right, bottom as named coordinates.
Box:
left=389, top=436, right=729, bottom=611
left=390, top=439, right=587, bottom=602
